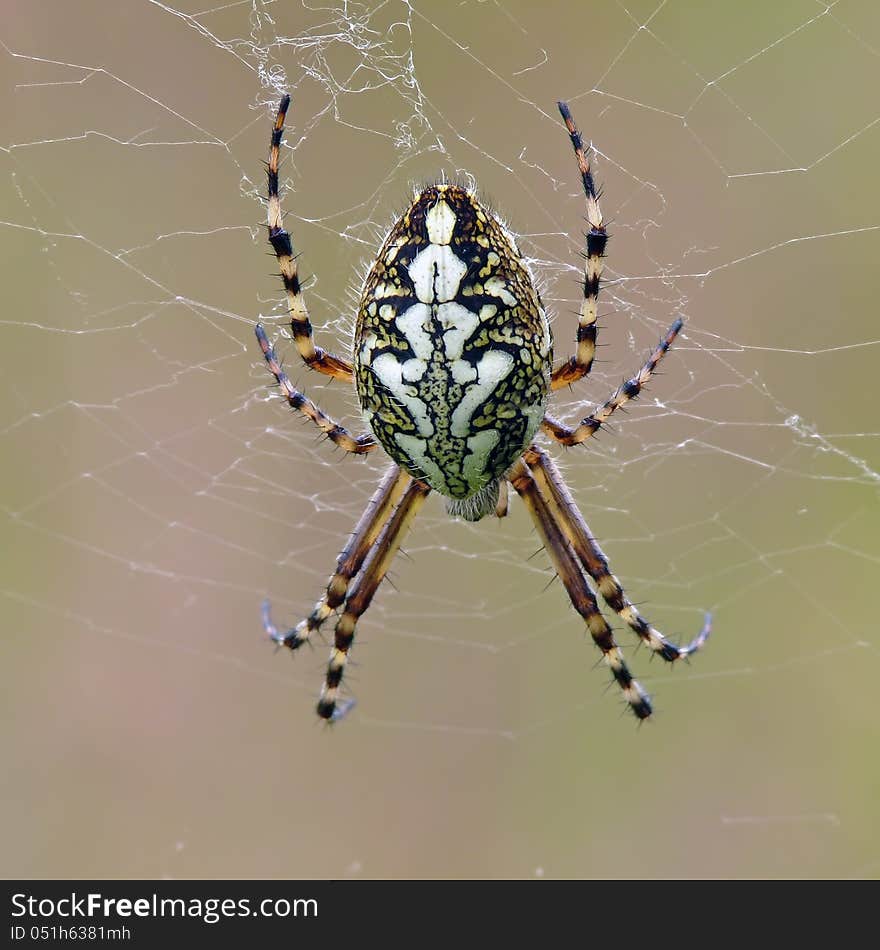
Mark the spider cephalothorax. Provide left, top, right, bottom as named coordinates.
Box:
left=256, top=95, right=710, bottom=722
left=355, top=184, right=551, bottom=521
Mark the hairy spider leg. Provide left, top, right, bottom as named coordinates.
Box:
left=317, top=478, right=431, bottom=720
left=508, top=457, right=652, bottom=719
left=255, top=323, right=375, bottom=454
left=524, top=446, right=711, bottom=660
left=262, top=466, right=411, bottom=650
left=266, top=95, right=354, bottom=382
left=541, top=318, right=684, bottom=446
left=551, top=101, right=607, bottom=391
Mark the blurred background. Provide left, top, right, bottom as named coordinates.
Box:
left=2, top=0, right=878, bottom=879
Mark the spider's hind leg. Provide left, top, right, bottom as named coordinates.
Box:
left=262, top=466, right=411, bottom=652
left=524, top=445, right=711, bottom=662
left=509, top=456, right=652, bottom=720
left=317, top=478, right=431, bottom=720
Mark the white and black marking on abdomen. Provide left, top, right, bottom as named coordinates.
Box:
left=354, top=185, right=551, bottom=519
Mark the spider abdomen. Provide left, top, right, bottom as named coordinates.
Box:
left=355, top=184, right=551, bottom=519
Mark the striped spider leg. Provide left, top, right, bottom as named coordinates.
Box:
left=255, top=325, right=375, bottom=454
left=547, top=99, right=686, bottom=434
left=508, top=457, right=652, bottom=718
left=261, top=464, right=410, bottom=652
left=261, top=463, right=429, bottom=721
left=317, top=478, right=431, bottom=720
left=541, top=318, right=685, bottom=447
left=266, top=94, right=354, bottom=382
left=551, top=101, right=606, bottom=391
left=524, top=445, right=711, bottom=664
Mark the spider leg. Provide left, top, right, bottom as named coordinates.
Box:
left=508, top=457, right=652, bottom=720
left=263, top=466, right=412, bottom=651
left=551, top=101, right=606, bottom=391
left=541, top=318, right=683, bottom=446
left=524, top=445, right=710, bottom=660
left=265, top=95, right=354, bottom=383
left=256, top=324, right=375, bottom=453
left=317, top=478, right=431, bottom=720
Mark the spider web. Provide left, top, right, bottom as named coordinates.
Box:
left=2, top=0, right=879, bottom=879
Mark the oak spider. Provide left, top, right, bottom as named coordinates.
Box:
left=256, top=95, right=710, bottom=722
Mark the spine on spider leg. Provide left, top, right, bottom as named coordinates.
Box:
left=554, top=101, right=607, bottom=388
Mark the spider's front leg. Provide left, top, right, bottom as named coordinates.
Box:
left=551, top=101, right=606, bottom=391
left=262, top=465, right=411, bottom=651
left=265, top=94, right=353, bottom=383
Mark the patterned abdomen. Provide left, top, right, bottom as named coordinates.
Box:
left=354, top=185, right=551, bottom=520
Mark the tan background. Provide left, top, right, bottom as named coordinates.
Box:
left=2, top=0, right=878, bottom=879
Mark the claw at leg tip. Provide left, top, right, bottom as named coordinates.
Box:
left=260, top=598, right=277, bottom=637
left=682, top=611, right=713, bottom=657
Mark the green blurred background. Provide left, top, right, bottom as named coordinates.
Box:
left=2, top=0, right=878, bottom=879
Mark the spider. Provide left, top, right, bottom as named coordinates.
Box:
left=256, top=95, right=710, bottom=722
